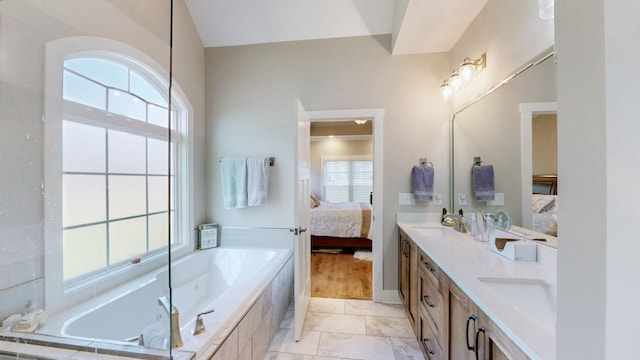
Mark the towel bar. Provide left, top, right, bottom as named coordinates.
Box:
left=219, top=157, right=275, bottom=166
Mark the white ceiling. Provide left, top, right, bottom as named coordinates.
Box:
left=184, top=0, right=488, bottom=54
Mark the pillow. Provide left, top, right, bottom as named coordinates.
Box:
left=310, top=193, right=320, bottom=208
left=532, top=194, right=556, bottom=213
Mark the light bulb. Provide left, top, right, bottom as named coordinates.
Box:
left=449, top=70, right=461, bottom=91
left=440, top=80, right=451, bottom=102
left=459, top=58, right=475, bottom=85
left=538, top=0, right=554, bottom=19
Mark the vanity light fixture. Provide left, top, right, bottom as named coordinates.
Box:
left=538, top=0, right=554, bottom=19
left=459, top=54, right=486, bottom=85
left=440, top=53, right=487, bottom=102
left=448, top=69, right=462, bottom=91
left=441, top=80, right=452, bottom=102
left=354, top=120, right=367, bottom=125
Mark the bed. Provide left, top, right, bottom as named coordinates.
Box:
left=532, top=175, right=558, bottom=236
left=309, top=200, right=372, bottom=251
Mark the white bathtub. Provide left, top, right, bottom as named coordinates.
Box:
left=39, top=247, right=292, bottom=357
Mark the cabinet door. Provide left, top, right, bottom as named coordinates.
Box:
left=398, top=230, right=418, bottom=329
left=477, top=311, right=530, bottom=360
left=447, top=280, right=477, bottom=360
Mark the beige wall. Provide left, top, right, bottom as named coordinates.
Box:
left=449, top=0, right=554, bottom=107
left=532, top=114, right=557, bottom=175
left=205, top=35, right=450, bottom=291
left=310, top=139, right=373, bottom=198
left=0, top=0, right=205, bottom=318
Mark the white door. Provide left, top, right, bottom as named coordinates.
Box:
left=293, top=99, right=311, bottom=341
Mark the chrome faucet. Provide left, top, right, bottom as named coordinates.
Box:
left=158, top=296, right=183, bottom=349
left=441, top=209, right=467, bottom=233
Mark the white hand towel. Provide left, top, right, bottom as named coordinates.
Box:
left=220, top=157, right=248, bottom=209
left=247, top=157, right=270, bottom=206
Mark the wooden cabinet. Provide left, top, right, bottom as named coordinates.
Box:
left=398, top=226, right=531, bottom=360
left=417, top=249, right=445, bottom=359
left=398, top=229, right=418, bottom=330
left=446, top=277, right=530, bottom=360
left=446, top=280, right=478, bottom=360
left=477, top=311, right=530, bottom=360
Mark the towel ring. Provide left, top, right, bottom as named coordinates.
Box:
left=419, top=158, right=433, bottom=167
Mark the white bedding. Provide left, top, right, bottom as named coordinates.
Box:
left=310, top=201, right=372, bottom=239
left=532, top=194, right=557, bottom=236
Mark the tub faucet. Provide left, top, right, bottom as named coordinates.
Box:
left=193, top=309, right=215, bottom=335
left=158, top=296, right=183, bottom=349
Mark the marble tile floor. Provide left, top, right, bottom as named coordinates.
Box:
left=264, top=297, right=425, bottom=360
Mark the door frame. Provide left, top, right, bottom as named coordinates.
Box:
left=306, top=108, right=385, bottom=302
left=519, top=102, right=557, bottom=229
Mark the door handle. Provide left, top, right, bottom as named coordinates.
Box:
left=289, top=227, right=308, bottom=235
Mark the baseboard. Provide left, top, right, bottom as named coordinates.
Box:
left=375, top=289, right=401, bottom=304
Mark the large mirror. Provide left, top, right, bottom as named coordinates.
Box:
left=452, top=49, right=558, bottom=247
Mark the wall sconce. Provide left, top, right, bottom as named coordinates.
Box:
left=440, top=53, right=486, bottom=102
left=354, top=120, right=367, bottom=125
left=538, top=0, right=554, bottom=19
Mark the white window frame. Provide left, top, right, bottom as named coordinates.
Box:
left=321, top=155, right=373, bottom=203
left=43, top=36, right=194, bottom=313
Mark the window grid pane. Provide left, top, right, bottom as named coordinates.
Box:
left=323, top=159, right=373, bottom=203
left=62, top=56, right=179, bottom=282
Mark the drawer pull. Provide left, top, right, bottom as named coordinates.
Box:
left=422, top=338, right=436, bottom=355
left=423, top=295, right=436, bottom=308
left=422, top=261, right=437, bottom=274
left=475, top=327, right=486, bottom=360
left=465, top=314, right=477, bottom=351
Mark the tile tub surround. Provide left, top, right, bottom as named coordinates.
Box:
left=208, top=256, right=293, bottom=360
left=265, top=298, right=424, bottom=360
left=397, top=213, right=557, bottom=360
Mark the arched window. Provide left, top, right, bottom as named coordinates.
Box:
left=61, top=55, right=182, bottom=281
left=44, top=38, right=192, bottom=309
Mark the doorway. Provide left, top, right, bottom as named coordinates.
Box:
left=520, top=102, right=557, bottom=230
left=306, top=108, right=384, bottom=302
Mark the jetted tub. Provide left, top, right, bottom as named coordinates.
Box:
left=38, top=247, right=293, bottom=358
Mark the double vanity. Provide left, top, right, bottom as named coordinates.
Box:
left=397, top=212, right=556, bottom=360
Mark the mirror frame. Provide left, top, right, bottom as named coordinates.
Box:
left=449, top=48, right=557, bottom=244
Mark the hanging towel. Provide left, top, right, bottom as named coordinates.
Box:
left=247, top=157, right=270, bottom=206
left=220, top=157, right=248, bottom=209
left=412, top=166, right=434, bottom=201
left=472, top=164, right=495, bottom=201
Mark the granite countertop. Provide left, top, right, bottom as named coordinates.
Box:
left=397, top=212, right=556, bottom=360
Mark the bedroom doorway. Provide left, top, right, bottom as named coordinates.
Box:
left=520, top=102, right=557, bottom=230
left=305, top=108, right=384, bottom=302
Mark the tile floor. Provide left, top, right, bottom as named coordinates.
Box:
left=264, top=297, right=425, bottom=360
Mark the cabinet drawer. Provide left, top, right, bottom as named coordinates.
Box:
left=418, top=310, right=443, bottom=360
left=418, top=267, right=443, bottom=344
left=418, top=249, right=441, bottom=290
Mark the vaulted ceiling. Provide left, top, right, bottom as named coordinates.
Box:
left=184, top=0, right=488, bottom=54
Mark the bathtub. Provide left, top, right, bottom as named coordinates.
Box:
left=38, top=247, right=293, bottom=358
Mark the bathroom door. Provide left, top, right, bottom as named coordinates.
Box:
left=293, top=99, right=311, bottom=341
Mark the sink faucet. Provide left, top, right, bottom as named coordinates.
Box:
left=158, top=296, right=183, bottom=349
left=441, top=211, right=467, bottom=233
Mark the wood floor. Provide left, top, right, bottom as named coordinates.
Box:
left=310, top=252, right=372, bottom=300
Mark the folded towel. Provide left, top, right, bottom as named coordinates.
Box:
left=472, top=164, right=495, bottom=201
left=220, top=157, right=248, bottom=209
left=412, top=166, right=434, bottom=201
left=247, top=157, right=270, bottom=206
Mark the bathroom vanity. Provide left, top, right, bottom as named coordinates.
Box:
left=397, top=213, right=556, bottom=360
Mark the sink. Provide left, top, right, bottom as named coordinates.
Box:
left=477, top=276, right=556, bottom=334
left=412, top=226, right=457, bottom=237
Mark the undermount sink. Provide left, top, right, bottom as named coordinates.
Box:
left=412, top=226, right=458, bottom=237
left=477, top=276, right=557, bottom=334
